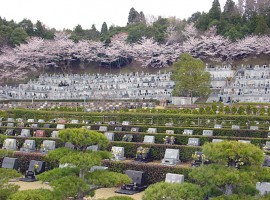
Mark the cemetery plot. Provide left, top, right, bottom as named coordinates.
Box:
left=99, top=126, right=108, bottom=132
left=143, top=135, right=155, bottom=144
left=162, top=149, right=180, bottom=166
left=183, top=129, right=193, bottom=135
left=87, top=145, right=99, bottom=151
left=165, top=173, right=184, bottom=183
left=163, top=136, right=175, bottom=145
left=35, top=130, right=46, bottom=137
left=90, top=166, right=108, bottom=172
left=1, top=157, right=19, bottom=170
left=232, top=125, right=240, bottom=130
left=130, top=127, right=140, bottom=132
left=166, top=130, right=174, bottom=134
left=104, top=132, right=114, bottom=141
left=56, top=124, right=65, bottom=129
left=114, top=127, right=123, bottom=131
left=20, top=160, right=45, bottom=182
left=2, top=138, right=17, bottom=150
left=250, top=126, right=259, bottom=130
left=147, top=128, right=157, bottom=133
left=51, top=131, right=59, bottom=138
left=202, top=130, right=213, bottom=136
left=256, top=182, right=270, bottom=196
left=111, top=146, right=125, bottom=161
left=122, top=134, right=133, bottom=142
left=212, top=139, right=224, bottom=143
left=214, top=124, right=222, bottom=129
left=40, top=140, right=55, bottom=153
left=20, top=129, right=31, bottom=137
left=187, top=138, right=200, bottom=146
left=20, top=140, right=36, bottom=152
left=5, top=129, right=15, bottom=136
left=65, top=142, right=75, bottom=150
left=135, top=147, right=152, bottom=162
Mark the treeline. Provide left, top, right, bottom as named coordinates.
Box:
left=0, top=0, right=269, bottom=48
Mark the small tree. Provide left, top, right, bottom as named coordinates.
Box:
left=8, top=189, right=55, bottom=200
left=189, top=141, right=270, bottom=198
left=37, top=128, right=131, bottom=200
left=171, top=53, right=211, bottom=104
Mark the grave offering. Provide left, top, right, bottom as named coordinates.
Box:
left=135, top=146, right=152, bottom=162
left=130, top=127, right=140, bottom=132
left=232, top=125, right=240, bottom=129
left=104, top=132, right=114, bottom=141
left=202, top=130, right=213, bottom=136
left=163, top=136, right=175, bottom=145
left=212, top=139, right=224, bottom=143
left=191, top=151, right=210, bottom=167
left=20, top=129, right=31, bottom=137
left=20, top=160, right=45, bottom=182
left=87, top=145, right=99, bottom=151
left=250, top=126, right=259, bottom=130
left=147, top=128, right=157, bottom=133
left=122, top=134, right=133, bottom=142
left=56, top=124, right=65, bottom=129
left=99, top=126, right=108, bottom=132
left=187, top=138, right=200, bottom=146
left=166, top=130, right=174, bottom=134
left=2, top=138, right=16, bottom=150
left=162, top=149, right=180, bottom=166
left=256, top=182, right=270, bottom=196
left=143, top=135, right=155, bottom=144
left=1, top=157, right=19, bottom=170
left=5, top=129, right=14, bottom=136
left=214, top=124, right=222, bottom=129
left=115, top=170, right=148, bottom=195
left=20, top=140, right=36, bottom=152
left=165, top=173, right=184, bottom=183
left=183, top=129, right=193, bottom=135
left=114, top=127, right=123, bottom=131
left=40, top=140, right=55, bottom=153
left=51, top=131, right=59, bottom=138
left=122, top=121, right=130, bottom=126
left=111, top=146, right=126, bottom=161
left=35, top=130, right=46, bottom=137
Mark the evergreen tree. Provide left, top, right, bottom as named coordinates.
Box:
left=101, top=22, right=108, bottom=35
left=209, top=0, right=222, bottom=21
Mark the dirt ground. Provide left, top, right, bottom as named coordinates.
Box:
left=10, top=180, right=144, bottom=200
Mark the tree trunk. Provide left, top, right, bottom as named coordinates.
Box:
left=78, top=190, right=84, bottom=200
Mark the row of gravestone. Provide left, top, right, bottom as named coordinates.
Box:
left=2, top=138, right=55, bottom=153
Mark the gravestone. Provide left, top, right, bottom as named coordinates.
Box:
left=87, top=145, right=99, bottom=151
left=238, top=140, right=251, bottom=144
left=70, top=119, right=79, bottom=124
left=147, top=128, right=157, bottom=133
left=31, top=124, right=39, bottom=128
left=183, top=129, right=193, bottom=135
left=263, top=156, right=270, bottom=167
left=40, top=140, right=55, bottom=153
left=35, top=130, right=46, bottom=137
left=143, top=135, right=155, bottom=144
left=65, top=142, right=75, bottom=150
left=20, top=140, right=36, bottom=152
left=256, top=182, right=270, bottom=196
left=1, top=157, right=18, bottom=170
left=115, top=170, right=147, bottom=194
left=56, top=124, right=65, bottom=129
left=6, top=123, right=14, bottom=127
left=250, top=126, right=259, bottom=130
left=90, top=166, right=108, bottom=172
left=59, top=163, right=76, bottom=168
left=27, top=160, right=45, bottom=175
left=5, top=129, right=14, bottom=136
left=7, top=118, right=14, bottom=122
left=0, top=122, right=2, bottom=126
left=131, top=127, right=140, bottom=132
left=214, top=124, right=222, bottom=129
left=165, top=173, right=184, bottom=184
left=162, top=149, right=180, bottom=166
left=43, top=124, right=51, bottom=128
left=122, top=121, right=130, bottom=126
left=202, top=130, right=213, bottom=136
left=122, top=134, right=133, bottom=142
left=104, top=132, right=114, bottom=141
left=114, top=127, right=123, bottom=131
left=99, top=126, right=108, bottom=132
left=165, top=123, right=174, bottom=127
left=20, top=129, right=31, bottom=137
left=212, top=139, right=224, bottom=143
left=109, top=121, right=117, bottom=125
left=51, top=131, right=59, bottom=138
left=38, top=119, right=45, bottom=123
left=187, top=138, right=200, bottom=146
left=27, top=119, right=35, bottom=123
left=166, top=130, right=174, bottom=134
left=265, top=142, right=270, bottom=150
left=2, top=138, right=16, bottom=150
left=232, top=125, right=240, bottom=130
left=111, top=146, right=125, bottom=160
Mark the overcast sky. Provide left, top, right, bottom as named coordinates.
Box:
left=0, top=0, right=229, bottom=31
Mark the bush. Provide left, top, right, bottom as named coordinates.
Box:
left=8, top=189, right=56, bottom=200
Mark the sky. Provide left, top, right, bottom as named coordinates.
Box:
left=0, top=0, right=228, bottom=31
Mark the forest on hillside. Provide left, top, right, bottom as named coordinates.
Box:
left=0, top=0, right=270, bottom=83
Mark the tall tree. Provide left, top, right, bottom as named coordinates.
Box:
left=11, top=27, right=28, bottom=46
left=101, top=22, right=108, bottom=35
left=209, top=0, right=222, bottom=21
left=171, top=53, right=211, bottom=103
left=19, top=18, right=34, bottom=36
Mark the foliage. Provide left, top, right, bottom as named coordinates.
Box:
left=142, top=182, right=204, bottom=200
left=105, top=196, right=135, bottom=200
left=8, top=189, right=56, bottom=200
left=37, top=167, right=79, bottom=182
left=171, top=53, right=211, bottom=102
